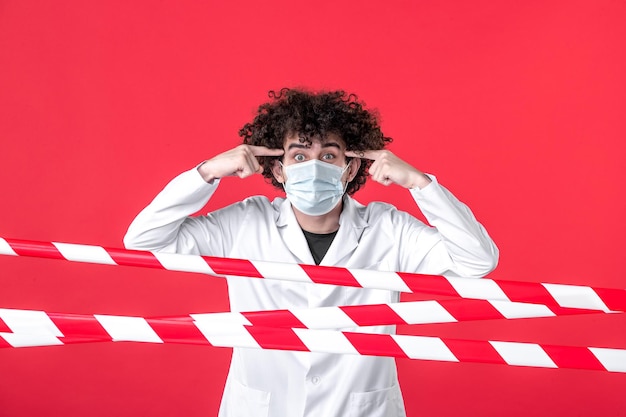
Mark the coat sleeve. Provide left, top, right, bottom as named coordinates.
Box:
left=123, top=168, right=229, bottom=256
left=397, top=175, right=499, bottom=278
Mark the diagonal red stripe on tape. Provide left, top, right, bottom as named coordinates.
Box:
left=497, top=280, right=558, bottom=306
left=594, top=288, right=626, bottom=312
left=344, top=332, right=409, bottom=358
left=5, top=239, right=64, bottom=259
left=442, top=339, right=507, bottom=364
left=106, top=248, right=164, bottom=269
left=0, top=317, right=12, bottom=333
left=300, top=264, right=360, bottom=287
left=440, top=299, right=504, bottom=321
left=340, top=304, right=406, bottom=327
left=245, top=326, right=309, bottom=351
left=549, top=305, right=600, bottom=316
left=58, top=336, right=110, bottom=345
left=204, top=256, right=263, bottom=278
left=147, top=318, right=212, bottom=345
left=0, top=336, right=12, bottom=348
left=398, top=273, right=458, bottom=296
left=48, top=313, right=111, bottom=341
left=242, top=310, right=306, bottom=328
left=543, top=345, right=607, bottom=371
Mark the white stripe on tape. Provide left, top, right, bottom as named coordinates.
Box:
left=350, top=270, right=412, bottom=293
left=542, top=284, right=610, bottom=312
left=153, top=252, right=216, bottom=275
left=293, top=328, right=359, bottom=355
left=0, top=332, right=63, bottom=347
left=0, top=238, right=17, bottom=256
left=52, top=242, right=117, bottom=265
left=589, top=347, right=626, bottom=372
left=193, top=322, right=259, bottom=348
left=95, top=315, right=163, bottom=343
left=191, top=312, right=251, bottom=326
left=250, top=260, right=313, bottom=284
left=489, top=300, right=556, bottom=319
left=291, top=307, right=357, bottom=329
left=392, top=335, right=458, bottom=362
left=446, top=277, right=510, bottom=301
left=0, top=308, right=63, bottom=337
left=389, top=301, right=457, bottom=324
left=489, top=341, right=557, bottom=368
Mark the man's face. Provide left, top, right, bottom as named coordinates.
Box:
left=281, top=132, right=348, bottom=168
left=271, top=132, right=360, bottom=188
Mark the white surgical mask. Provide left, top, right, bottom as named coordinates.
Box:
left=281, top=159, right=350, bottom=216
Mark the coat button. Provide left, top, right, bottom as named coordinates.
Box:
left=311, top=376, right=321, bottom=385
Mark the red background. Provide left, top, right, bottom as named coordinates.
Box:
left=1, top=1, right=625, bottom=415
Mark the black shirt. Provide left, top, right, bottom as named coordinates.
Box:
left=302, top=229, right=338, bottom=265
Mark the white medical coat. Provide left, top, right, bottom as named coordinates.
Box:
left=124, top=167, right=499, bottom=417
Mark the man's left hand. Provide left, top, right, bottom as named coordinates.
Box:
left=345, top=150, right=432, bottom=189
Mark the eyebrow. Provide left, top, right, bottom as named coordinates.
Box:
left=286, top=142, right=342, bottom=151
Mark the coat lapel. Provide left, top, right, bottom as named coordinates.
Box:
left=321, top=196, right=368, bottom=266
left=276, top=196, right=369, bottom=266
left=276, top=199, right=315, bottom=264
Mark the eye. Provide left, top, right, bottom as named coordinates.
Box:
left=321, top=153, right=335, bottom=161
left=294, top=154, right=306, bottom=162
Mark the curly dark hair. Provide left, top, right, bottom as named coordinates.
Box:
left=239, top=88, right=392, bottom=195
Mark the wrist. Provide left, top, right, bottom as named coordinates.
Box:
left=197, top=161, right=218, bottom=184
left=409, top=171, right=432, bottom=190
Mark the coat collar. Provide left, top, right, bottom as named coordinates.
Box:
left=275, top=196, right=369, bottom=265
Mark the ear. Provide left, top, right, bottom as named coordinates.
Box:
left=347, top=157, right=361, bottom=182
left=271, top=159, right=285, bottom=183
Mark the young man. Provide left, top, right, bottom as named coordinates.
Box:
left=124, top=89, right=499, bottom=417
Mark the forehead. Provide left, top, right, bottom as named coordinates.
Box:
left=283, top=132, right=346, bottom=149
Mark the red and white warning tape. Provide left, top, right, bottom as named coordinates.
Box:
left=0, top=298, right=606, bottom=341
left=188, top=299, right=605, bottom=329
left=0, top=299, right=611, bottom=352
left=1, top=308, right=624, bottom=373
left=2, top=237, right=624, bottom=372
left=1, top=237, right=625, bottom=312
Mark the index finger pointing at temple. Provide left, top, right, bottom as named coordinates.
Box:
left=249, top=145, right=285, bottom=157
left=345, top=150, right=382, bottom=160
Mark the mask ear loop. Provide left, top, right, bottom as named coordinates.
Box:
left=278, top=161, right=287, bottom=192
left=341, top=158, right=353, bottom=194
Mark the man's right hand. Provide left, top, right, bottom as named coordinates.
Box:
left=198, top=145, right=284, bottom=183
